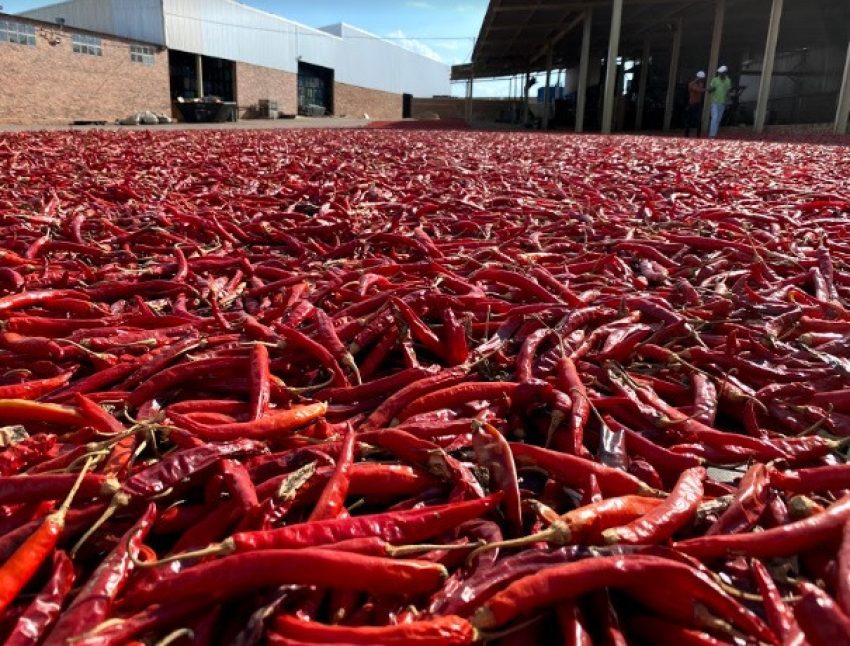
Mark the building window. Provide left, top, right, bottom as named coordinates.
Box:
left=0, top=20, right=36, bottom=46
left=130, top=45, right=155, bottom=65
left=72, top=33, right=102, bottom=56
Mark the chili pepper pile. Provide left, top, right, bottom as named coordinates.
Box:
left=0, top=128, right=849, bottom=645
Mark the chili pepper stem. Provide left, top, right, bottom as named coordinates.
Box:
left=70, top=491, right=131, bottom=558
left=467, top=521, right=571, bottom=563
left=343, top=353, right=362, bottom=386
left=384, top=539, right=486, bottom=558
left=154, top=628, right=194, bottom=646
left=130, top=538, right=236, bottom=568
left=476, top=614, right=542, bottom=641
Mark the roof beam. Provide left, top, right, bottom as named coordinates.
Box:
left=530, top=11, right=585, bottom=64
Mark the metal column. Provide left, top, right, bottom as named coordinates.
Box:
left=601, top=0, right=624, bottom=134
left=576, top=9, right=592, bottom=133
left=753, top=0, right=784, bottom=133
left=543, top=46, right=553, bottom=130
left=663, top=18, right=682, bottom=131
left=195, top=54, right=204, bottom=99
left=702, top=0, right=726, bottom=130
left=465, top=66, right=475, bottom=123
left=521, top=71, right=531, bottom=126
left=834, top=41, right=850, bottom=135
left=635, top=37, right=651, bottom=130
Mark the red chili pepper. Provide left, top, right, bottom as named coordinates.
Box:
left=472, top=422, right=521, bottom=536
left=603, top=467, right=705, bottom=545
left=794, top=581, right=850, bottom=645
left=751, top=558, right=800, bottom=642
left=3, top=550, right=75, bottom=646
left=308, top=426, right=356, bottom=521
left=555, top=356, right=589, bottom=454
left=471, top=554, right=773, bottom=642
left=676, top=492, right=850, bottom=559
left=168, top=401, right=327, bottom=441
left=705, top=463, right=770, bottom=535
left=837, top=519, right=850, bottom=617
left=511, top=442, right=656, bottom=497
left=248, top=343, right=271, bottom=421
left=0, top=459, right=94, bottom=614
left=44, top=503, right=157, bottom=644
left=125, top=549, right=448, bottom=610
left=270, top=613, right=476, bottom=645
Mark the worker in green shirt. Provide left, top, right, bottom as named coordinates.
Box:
left=707, top=65, right=732, bottom=138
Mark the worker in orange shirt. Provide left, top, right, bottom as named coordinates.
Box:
left=684, top=71, right=706, bottom=137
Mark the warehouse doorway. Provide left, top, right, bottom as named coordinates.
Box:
left=403, top=94, right=412, bottom=118
left=169, top=50, right=235, bottom=101
left=298, top=62, right=334, bottom=116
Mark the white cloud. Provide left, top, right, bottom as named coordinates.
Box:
left=405, top=1, right=433, bottom=8
left=433, top=40, right=463, bottom=51
left=455, top=4, right=476, bottom=11
left=386, top=29, right=444, bottom=62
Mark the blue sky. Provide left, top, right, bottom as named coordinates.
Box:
left=3, top=0, right=515, bottom=95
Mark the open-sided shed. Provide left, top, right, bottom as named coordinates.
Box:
left=454, top=0, right=850, bottom=134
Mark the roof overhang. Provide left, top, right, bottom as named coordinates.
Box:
left=453, top=0, right=850, bottom=81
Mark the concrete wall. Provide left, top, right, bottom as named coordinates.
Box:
left=0, top=15, right=170, bottom=124
left=412, top=97, right=520, bottom=122
left=335, top=82, right=402, bottom=120
left=235, top=62, right=297, bottom=118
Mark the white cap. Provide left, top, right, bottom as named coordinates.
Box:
left=696, top=71, right=706, bottom=79
left=717, top=65, right=728, bottom=73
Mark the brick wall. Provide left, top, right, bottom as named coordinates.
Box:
left=235, top=62, right=297, bottom=119
left=0, top=16, right=170, bottom=125
left=335, top=82, right=402, bottom=120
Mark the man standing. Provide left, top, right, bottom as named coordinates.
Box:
left=684, top=71, right=706, bottom=137
left=707, top=65, right=732, bottom=139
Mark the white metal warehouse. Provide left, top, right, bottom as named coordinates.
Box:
left=14, top=0, right=450, bottom=121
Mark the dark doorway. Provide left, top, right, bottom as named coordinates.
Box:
left=402, top=93, right=413, bottom=118
left=297, top=62, right=334, bottom=115
left=169, top=50, right=235, bottom=101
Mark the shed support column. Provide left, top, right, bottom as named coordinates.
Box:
left=663, top=18, right=682, bottom=131
left=601, top=0, right=624, bottom=134
left=522, top=71, right=531, bottom=125
left=702, top=0, right=726, bottom=130
left=576, top=9, right=592, bottom=133
left=195, top=54, right=204, bottom=99
left=635, top=36, right=651, bottom=130
left=833, top=41, right=850, bottom=135
left=543, top=45, right=553, bottom=130
left=465, top=68, right=474, bottom=123
left=754, top=0, right=783, bottom=133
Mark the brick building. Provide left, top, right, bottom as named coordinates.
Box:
left=0, top=15, right=170, bottom=124
left=4, top=0, right=450, bottom=125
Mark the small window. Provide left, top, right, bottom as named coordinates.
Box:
left=0, top=20, right=36, bottom=46
left=72, top=33, right=102, bottom=56
left=130, top=45, right=155, bottom=65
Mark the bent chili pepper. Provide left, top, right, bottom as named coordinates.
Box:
left=705, top=463, right=770, bottom=536
left=125, top=550, right=448, bottom=609
left=470, top=554, right=773, bottom=642
left=675, top=491, right=850, bottom=559
left=602, top=467, right=705, bottom=545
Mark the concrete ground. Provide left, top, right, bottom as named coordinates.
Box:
left=0, top=116, right=370, bottom=132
